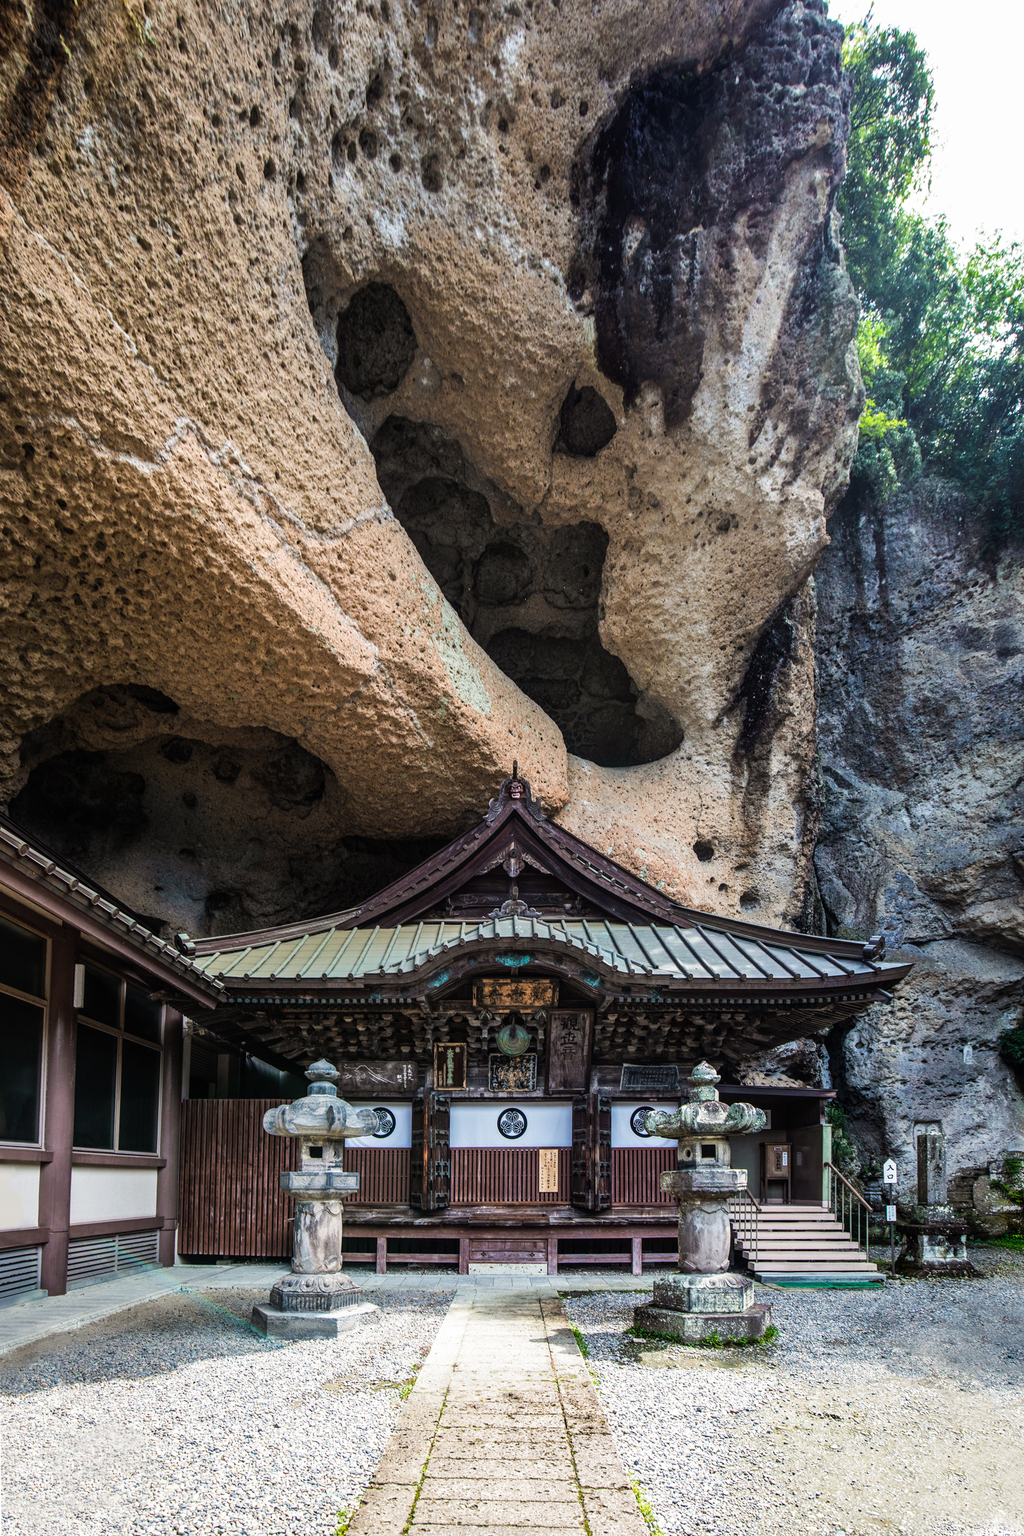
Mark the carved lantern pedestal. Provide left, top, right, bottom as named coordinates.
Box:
left=634, top=1062, right=772, bottom=1344
left=251, top=1060, right=382, bottom=1339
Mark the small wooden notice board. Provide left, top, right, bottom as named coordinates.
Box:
left=538, top=1148, right=560, bottom=1194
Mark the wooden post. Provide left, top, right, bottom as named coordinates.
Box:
left=38, top=923, right=77, bottom=1298
left=459, top=1236, right=469, bottom=1275
left=376, top=1235, right=387, bottom=1274
left=547, top=1234, right=558, bottom=1276
left=157, top=1009, right=183, bottom=1269
left=631, top=1235, right=643, bottom=1277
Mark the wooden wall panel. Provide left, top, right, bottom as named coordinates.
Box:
left=343, top=1148, right=411, bottom=1204
left=178, top=1099, right=294, bottom=1257
left=611, top=1148, right=676, bottom=1205
left=450, top=1148, right=571, bottom=1204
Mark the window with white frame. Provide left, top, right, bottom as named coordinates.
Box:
left=0, top=913, right=47, bottom=1144
left=73, top=962, right=163, bottom=1153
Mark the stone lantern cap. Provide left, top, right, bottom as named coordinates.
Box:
left=262, top=1058, right=378, bottom=1140
left=645, top=1060, right=766, bottom=1140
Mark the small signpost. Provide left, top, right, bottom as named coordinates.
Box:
left=883, top=1158, right=898, bottom=1275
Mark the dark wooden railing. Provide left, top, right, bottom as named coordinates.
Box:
left=450, top=1148, right=572, bottom=1204
left=610, top=1148, right=675, bottom=1205
left=178, top=1099, right=293, bottom=1258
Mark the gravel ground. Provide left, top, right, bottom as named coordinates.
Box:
left=564, top=1245, right=1024, bottom=1536
left=1, top=1284, right=454, bottom=1536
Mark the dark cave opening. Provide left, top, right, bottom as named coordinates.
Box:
left=557, top=384, right=617, bottom=457
left=371, top=415, right=682, bottom=767
left=335, top=281, right=416, bottom=399
left=9, top=691, right=450, bottom=937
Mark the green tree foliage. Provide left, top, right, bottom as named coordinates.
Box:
left=840, top=20, right=1024, bottom=539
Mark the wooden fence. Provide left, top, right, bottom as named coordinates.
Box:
left=343, top=1148, right=411, bottom=1204
left=450, top=1148, right=572, bottom=1204
left=178, top=1099, right=294, bottom=1258
left=610, top=1148, right=675, bottom=1205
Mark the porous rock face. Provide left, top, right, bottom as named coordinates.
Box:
left=813, top=482, right=1024, bottom=1206
left=0, top=0, right=860, bottom=930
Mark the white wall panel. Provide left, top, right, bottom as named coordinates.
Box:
left=0, top=1164, right=40, bottom=1230
left=343, top=1102, right=413, bottom=1149
left=611, top=1101, right=680, bottom=1148
left=70, top=1167, right=158, bottom=1225
left=450, top=1101, right=572, bottom=1149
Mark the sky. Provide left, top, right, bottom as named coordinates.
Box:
left=827, top=0, right=1024, bottom=249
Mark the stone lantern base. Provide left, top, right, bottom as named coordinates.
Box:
left=251, top=1272, right=381, bottom=1339
left=634, top=1273, right=772, bottom=1344
left=895, top=1220, right=979, bottom=1279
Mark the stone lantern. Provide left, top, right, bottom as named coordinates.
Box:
left=251, top=1059, right=382, bottom=1338
left=634, top=1061, right=772, bottom=1342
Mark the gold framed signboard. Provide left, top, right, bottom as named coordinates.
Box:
left=473, top=978, right=557, bottom=1011
left=433, top=1042, right=467, bottom=1090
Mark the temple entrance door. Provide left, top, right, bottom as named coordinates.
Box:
left=411, top=1092, right=451, bottom=1211
left=570, top=1092, right=612, bottom=1212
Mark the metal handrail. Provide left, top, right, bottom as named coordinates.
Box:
left=728, top=1185, right=760, bottom=1265
left=823, top=1160, right=871, bottom=1254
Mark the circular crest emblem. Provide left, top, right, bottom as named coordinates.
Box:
left=497, top=1108, right=528, bottom=1140
left=372, top=1107, right=397, bottom=1139
left=630, top=1106, right=656, bottom=1139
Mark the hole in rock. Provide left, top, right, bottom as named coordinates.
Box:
left=311, top=7, right=330, bottom=52
left=693, top=840, right=714, bottom=862
left=420, top=153, right=442, bottom=192
left=11, top=701, right=449, bottom=937
left=370, top=417, right=682, bottom=768
left=358, top=126, right=378, bottom=160
left=740, top=890, right=760, bottom=913
left=557, top=384, right=616, bottom=457
left=335, top=283, right=416, bottom=400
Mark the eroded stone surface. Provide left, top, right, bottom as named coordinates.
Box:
left=1, top=0, right=858, bottom=929
left=814, top=482, right=1024, bottom=1197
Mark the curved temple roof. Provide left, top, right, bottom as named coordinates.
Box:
left=195, top=771, right=911, bottom=1006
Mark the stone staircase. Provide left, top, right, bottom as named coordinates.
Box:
left=734, top=1203, right=883, bottom=1286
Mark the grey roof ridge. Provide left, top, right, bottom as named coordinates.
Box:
left=0, top=816, right=223, bottom=994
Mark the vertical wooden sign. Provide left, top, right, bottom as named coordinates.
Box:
left=538, top=1148, right=559, bottom=1194
left=433, top=1042, right=467, bottom=1090
left=547, top=1010, right=593, bottom=1093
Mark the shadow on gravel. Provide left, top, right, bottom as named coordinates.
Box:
left=1, top=1286, right=455, bottom=1397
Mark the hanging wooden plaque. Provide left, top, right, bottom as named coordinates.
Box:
left=474, top=978, right=557, bottom=1011
left=489, top=1053, right=537, bottom=1091
left=433, top=1042, right=467, bottom=1090
left=538, top=1148, right=560, bottom=1194
left=335, top=1060, right=419, bottom=1096
left=547, top=1010, right=593, bottom=1093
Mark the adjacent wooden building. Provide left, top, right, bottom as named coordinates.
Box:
left=0, top=815, right=221, bottom=1301
left=182, top=771, right=911, bottom=1274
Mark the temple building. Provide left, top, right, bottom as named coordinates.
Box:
left=175, top=770, right=910, bottom=1277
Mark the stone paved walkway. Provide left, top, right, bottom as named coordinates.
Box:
left=348, top=1289, right=647, bottom=1536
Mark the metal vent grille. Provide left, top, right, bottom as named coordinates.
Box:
left=67, top=1230, right=160, bottom=1288
left=0, top=1245, right=42, bottom=1303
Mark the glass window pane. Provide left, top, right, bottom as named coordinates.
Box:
left=119, top=1041, right=160, bottom=1154
left=123, top=983, right=162, bottom=1044
left=73, top=1025, right=118, bottom=1149
left=0, top=915, right=47, bottom=999
left=0, top=995, right=44, bottom=1142
left=82, top=964, right=120, bottom=1027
